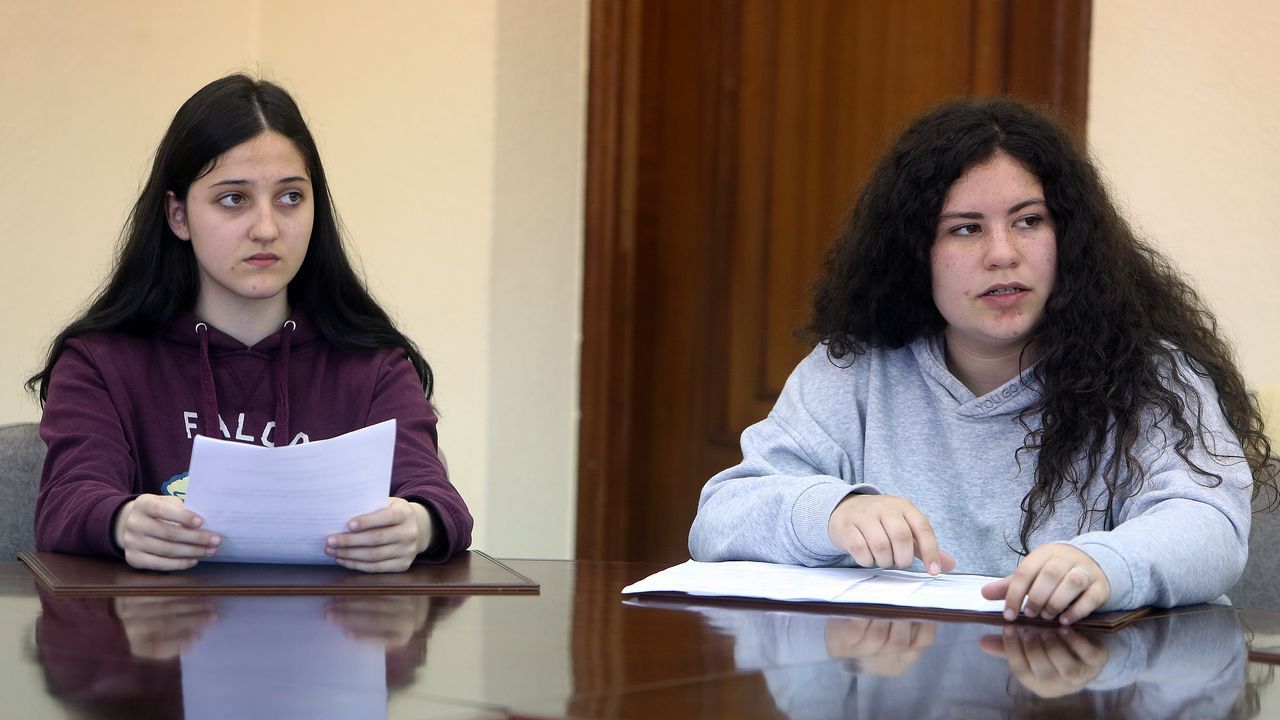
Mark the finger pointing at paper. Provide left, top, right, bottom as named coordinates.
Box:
left=828, top=494, right=957, bottom=575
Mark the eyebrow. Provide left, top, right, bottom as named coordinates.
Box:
left=937, top=198, right=1046, bottom=222
left=208, top=176, right=311, bottom=188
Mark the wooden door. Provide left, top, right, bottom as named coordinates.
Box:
left=578, top=0, right=1091, bottom=563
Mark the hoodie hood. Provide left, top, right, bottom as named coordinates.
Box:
left=910, top=334, right=1041, bottom=419
left=162, top=308, right=321, bottom=353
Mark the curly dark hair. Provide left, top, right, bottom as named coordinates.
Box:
left=806, top=97, right=1276, bottom=553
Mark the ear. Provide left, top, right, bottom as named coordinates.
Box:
left=165, top=191, right=191, bottom=241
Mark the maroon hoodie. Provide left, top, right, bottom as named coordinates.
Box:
left=35, top=310, right=473, bottom=562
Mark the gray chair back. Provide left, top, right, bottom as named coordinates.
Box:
left=0, top=422, right=44, bottom=559
left=1231, top=472, right=1280, bottom=611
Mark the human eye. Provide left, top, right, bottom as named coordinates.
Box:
left=279, top=190, right=305, bottom=206
left=217, top=193, right=247, bottom=208
left=1014, top=214, right=1043, bottom=229
left=950, top=223, right=981, bottom=237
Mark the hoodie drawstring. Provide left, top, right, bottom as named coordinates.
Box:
left=195, top=323, right=220, bottom=439
left=275, top=320, right=295, bottom=445
left=194, top=319, right=295, bottom=445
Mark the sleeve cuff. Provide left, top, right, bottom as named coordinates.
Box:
left=792, top=481, right=881, bottom=558
left=1068, top=540, right=1134, bottom=611
left=402, top=489, right=471, bottom=563
left=90, top=495, right=133, bottom=560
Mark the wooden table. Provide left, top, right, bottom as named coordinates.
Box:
left=1, top=559, right=1275, bottom=718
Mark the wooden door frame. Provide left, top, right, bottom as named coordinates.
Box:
left=577, top=0, right=640, bottom=561
left=576, top=0, right=1092, bottom=561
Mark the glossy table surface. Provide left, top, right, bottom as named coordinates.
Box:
left=2, top=558, right=1278, bottom=719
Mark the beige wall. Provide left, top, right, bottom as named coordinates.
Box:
left=489, top=3, right=585, bottom=556
left=0, top=0, right=587, bottom=558
left=1088, top=0, right=1280, bottom=392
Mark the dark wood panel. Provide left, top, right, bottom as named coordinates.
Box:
left=577, top=0, right=642, bottom=560
left=628, top=0, right=734, bottom=561
left=722, top=0, right=778, bottom=438
left=1006, top=0, right=1092, bottom=133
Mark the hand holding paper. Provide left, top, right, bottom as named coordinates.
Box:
left=324, top=496, right=435, bottom=572
left=115, top=494, right=221, bottom=571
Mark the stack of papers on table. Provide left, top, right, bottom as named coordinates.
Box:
left=622, top=560, right=1006, bottom=613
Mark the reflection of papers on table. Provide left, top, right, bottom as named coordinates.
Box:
left=184, top=420, right=396, bottom=565
left=621, top=560, right=1006, bottom=613
left=182, top=597, right=387, bottom=720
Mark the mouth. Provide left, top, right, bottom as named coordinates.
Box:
left=245, top=253, right=280, bottom=267
left=979, top=283, right=1029, bottom=298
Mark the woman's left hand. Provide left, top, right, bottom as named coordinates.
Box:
left=326, top=497, right=435, bottom=573
left=980, top=544, right=1110, bottom=625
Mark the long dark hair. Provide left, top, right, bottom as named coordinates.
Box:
left=807, top=97, right=1276, bottom=552
left=27, top=74, right=433, bottom=401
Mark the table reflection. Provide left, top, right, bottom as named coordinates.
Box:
left=692, top=604, right=1254, bottom=719
left=32, top=588, right=461, bottom=719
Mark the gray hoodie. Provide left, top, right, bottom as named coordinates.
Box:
left=688, top=335, right=1252, bottom=611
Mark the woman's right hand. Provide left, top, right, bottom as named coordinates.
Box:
left=828, top=494, right=955, bottom=574
left=114, top=494, right=219, bottom=571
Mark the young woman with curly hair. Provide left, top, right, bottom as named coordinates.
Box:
left=689, top=97, right=1275, bottom=624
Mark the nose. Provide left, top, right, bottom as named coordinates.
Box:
left=249, top=205, right=280, bottom=244
left=983, top=227, right=1020, bottom=269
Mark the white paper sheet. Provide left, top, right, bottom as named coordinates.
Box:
left=622, top=560, right=882, bottom=602
left=184, top=420, right=396, bottom=565
left=622, top=560, right=1007, bottom=613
